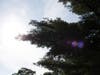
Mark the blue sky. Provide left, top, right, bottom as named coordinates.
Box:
left=0, top=0, right=80, bottom=75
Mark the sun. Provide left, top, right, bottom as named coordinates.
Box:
left=1, top=13, right=26, bottom=48
left=1, top=13, right=49, bottom=75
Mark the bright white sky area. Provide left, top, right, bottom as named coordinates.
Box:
left=0, top=0, right=80, bottom=75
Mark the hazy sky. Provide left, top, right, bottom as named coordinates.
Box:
left=0, top=0, right=79, bottom=75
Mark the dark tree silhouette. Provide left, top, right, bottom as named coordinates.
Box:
left=59, top=0, right=100, bottom=16
left=21, top=16, right=100, bottom=75
left=12, top=68, right=36, bottom=75
left=14, top=0, right=100, bottom=75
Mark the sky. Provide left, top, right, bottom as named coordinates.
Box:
left=0, top=0, right=80, bottom=75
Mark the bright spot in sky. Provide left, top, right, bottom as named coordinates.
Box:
left=1, top=14, right=25, bottom=46
left=0, top=13, right=48, bottom=75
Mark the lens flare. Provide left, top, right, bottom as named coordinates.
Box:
left=72, top=41, right=78, bottom=47
left=65, top=40, right=84, bottom=48
left=78, top=41, right=84, bottom=48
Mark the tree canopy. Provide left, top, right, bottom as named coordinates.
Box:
left=26, top=16, right=99, bottom=75
left=13, top=0, right=100, bottom=75
left=12, top=68, right=36, bottom=75
left=59, top=0, right=100, bottom=16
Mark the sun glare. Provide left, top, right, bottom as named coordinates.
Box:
left=1, top=13, right=48, bottom=74
left=1, top=14, right=26, bottom=47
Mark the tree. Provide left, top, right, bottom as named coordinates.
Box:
left=16, top=0, right=100, bottom=75
left=12, top=68, right=36, bottom=75
left=21, top=16, right=100, bottom=75
left=59, top=0, right=100, bottom=16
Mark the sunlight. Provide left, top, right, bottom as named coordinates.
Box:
left=1, top=13, right=26, bottom=48
left=0, top=13, right=48, bottom=75
left=0, top=13, right=41, bottom=61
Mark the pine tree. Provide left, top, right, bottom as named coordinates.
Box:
left=15, top=0, right=100, bottom=75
